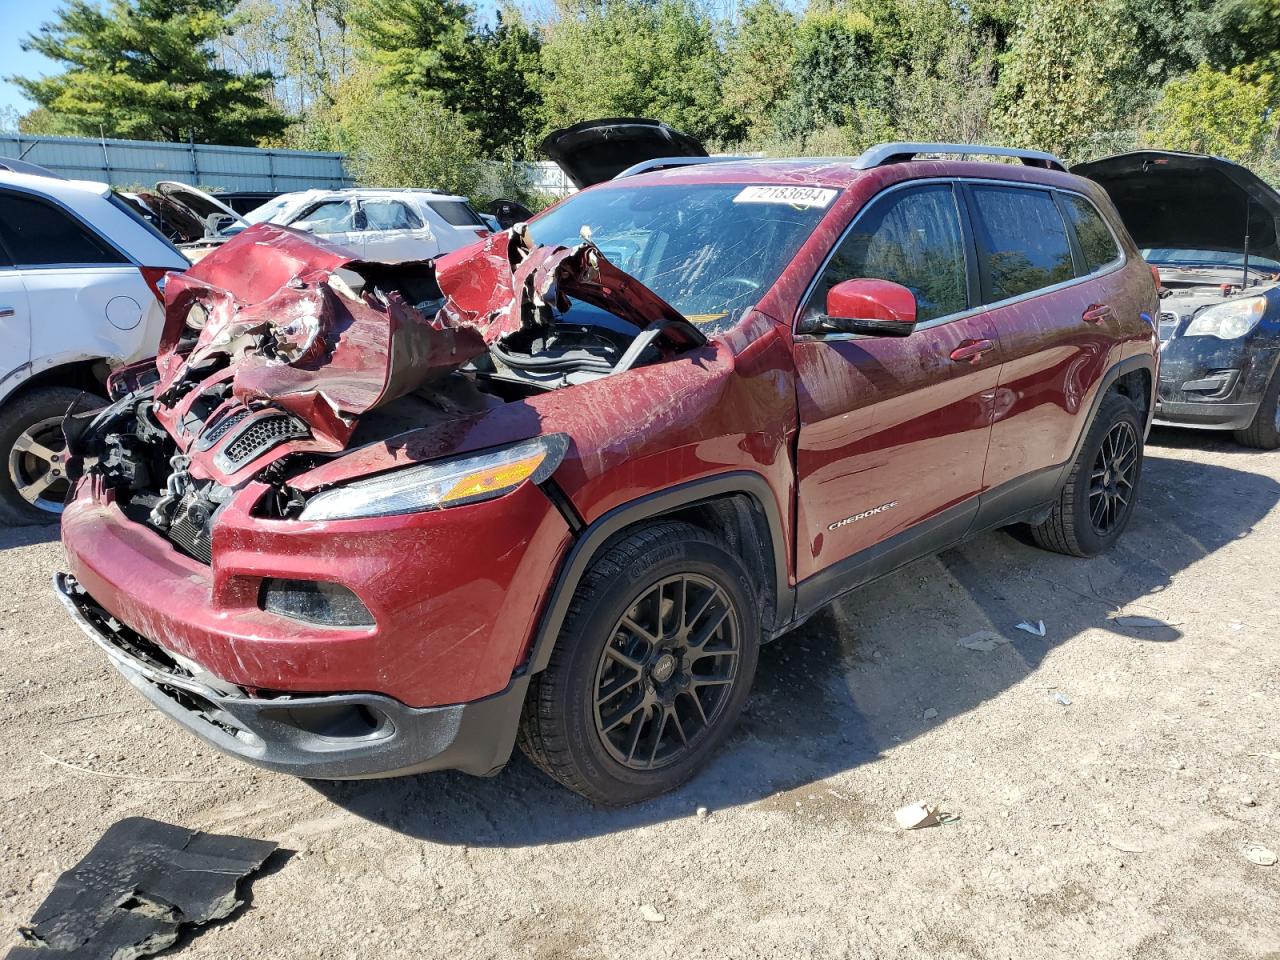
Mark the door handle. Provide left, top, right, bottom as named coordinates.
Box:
left=949, top=339, right=995, bottom=365
left=1083, top=304, right=1114, bottom=324
left=0, top=306, right=14, bottom=319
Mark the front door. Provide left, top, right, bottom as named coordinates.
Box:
left=792, top=182, right=1001, bottom=597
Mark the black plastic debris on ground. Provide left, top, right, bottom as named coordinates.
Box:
left=7, top=817, right=277, bottom=959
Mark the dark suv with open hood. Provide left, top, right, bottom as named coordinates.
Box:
left=1078, top=151, right=1280, bottom=448
left=55, top=133, right=1158, bottom=805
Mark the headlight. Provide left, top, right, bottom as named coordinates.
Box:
left=298, top=434, right=569, bottom=521
left=1184, top=296, right=1267, bottom=339
left=186, top=303, right=209, bottom=331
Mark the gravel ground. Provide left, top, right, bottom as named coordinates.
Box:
left=1, top=427, right=1278, bottom=960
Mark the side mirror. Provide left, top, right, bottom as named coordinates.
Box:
left=819, top=279, right=917, bottom=337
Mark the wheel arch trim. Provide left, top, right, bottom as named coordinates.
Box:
left=526, top=471, right=792, bottom=675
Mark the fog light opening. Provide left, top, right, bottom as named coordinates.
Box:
left=260, top=579, right=375, bottom=627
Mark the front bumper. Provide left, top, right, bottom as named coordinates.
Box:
left=1154, top=337, right=1278, bottom=430
left=56, top=573, right=527, bottom=779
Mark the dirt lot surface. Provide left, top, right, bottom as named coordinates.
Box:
left=2, top=428, right=1278, bottom=959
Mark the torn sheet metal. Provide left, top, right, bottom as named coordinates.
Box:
left=7, top=817, right=276, bottom=960
left=434, top=226, right=687, bottom=340
left=150, top=223, right=689, bottom=477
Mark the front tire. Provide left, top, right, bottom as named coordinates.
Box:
left=1030, top=391, right=1144, bottom=557
left=518, top=522, right=760, bottom=805
left=0, top=386, right=91, bottom=526
left=1233, top=368, right=1280, bottom=450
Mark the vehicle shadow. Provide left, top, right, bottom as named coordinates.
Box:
left=313, top=449, right=1278, bottom=845
left=0, top=521, right=61, bottom=550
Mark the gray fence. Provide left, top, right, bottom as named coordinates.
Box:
left=0, top=133, right=352, bottom=191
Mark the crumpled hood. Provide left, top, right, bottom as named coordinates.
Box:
left=1075, top=150, right=1280, bottom=263
left=149, top=222, right=692, bottom=483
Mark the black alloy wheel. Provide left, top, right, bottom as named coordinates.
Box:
left=518, top=521, right=760, bottom=805
left=592, top=573, right=741, bottom=770
left=1088, top=420, right=1138, bottom=535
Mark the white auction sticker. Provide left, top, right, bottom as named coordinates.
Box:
left=733, top=185, right=838, bottom=209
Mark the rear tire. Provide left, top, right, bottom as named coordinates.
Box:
left=1030, top=391, right=1143, bottom=558
left=1232, top=368, right=1280, bottom=450
left=518, top=522, right=760, bottom=805
left=0, top=387, right=91, bottom=526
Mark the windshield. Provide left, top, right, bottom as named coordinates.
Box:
left=528, top=183, right=837, bottom=331
left=221, top=195, right=311, bottom=236
left=1143, top=247, right=1280, bottom=272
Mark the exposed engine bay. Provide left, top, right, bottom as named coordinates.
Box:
left=65, top=223, right=706, bottom=563
left=1155, top=265, right=1280, bottom=341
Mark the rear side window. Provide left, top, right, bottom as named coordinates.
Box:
left=361, top=200, right=423, bottom=230
left=1061, top=194, right=1121, bottom=273
left=427, top=200, right=484, bottom=227
left=805, top=183, right=968, bottom=326
left=968, top=186, right=1074, bottom=301
left=0, top=191, right=129, bottom=267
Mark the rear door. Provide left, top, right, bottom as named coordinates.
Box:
left=792, top=182, right=1002, bottom=591
left=359, top=199, right=436, bottom=261
left=962, top=183, right=1122, bottom=513
left=0, top=230, right=31, bottom=401
left=0, top=188, right=147, bottom=374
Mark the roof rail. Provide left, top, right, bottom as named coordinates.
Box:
left=851, top=142, right=1068, bottom=173
left=613, top=156, right=750, bottom=180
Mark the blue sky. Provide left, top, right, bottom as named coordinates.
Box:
left=0, top=0, right=55, bottom=115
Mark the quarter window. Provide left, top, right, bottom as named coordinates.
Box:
left=0, top=191, right=128, bottom=267
left=968, top=185, right=1075, bottom=301
left=427, top=200, right=485, bottom=227
left=1061, top=194, right=1121, bottom=273
left=804, top=183, right=968, bottom=327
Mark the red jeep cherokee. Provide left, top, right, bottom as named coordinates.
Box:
left=56, top=140, right=1158, bottom=805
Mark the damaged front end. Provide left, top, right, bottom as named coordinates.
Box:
left=64, top=222, right=704, bottom=563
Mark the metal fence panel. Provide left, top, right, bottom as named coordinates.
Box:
left=0, top=134, right=352, bottom=191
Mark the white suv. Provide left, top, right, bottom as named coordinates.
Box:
left=0, top=170, right=188, bottom=525
left=212, top=188, right=490, bottom=261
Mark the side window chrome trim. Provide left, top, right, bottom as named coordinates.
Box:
left=794, top=176, right=1131, bottom=338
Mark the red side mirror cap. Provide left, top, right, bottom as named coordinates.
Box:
left=821, top=279, right=918, bottom=337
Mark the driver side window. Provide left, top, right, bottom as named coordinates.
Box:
left=803, top=184, right=968, bottom=329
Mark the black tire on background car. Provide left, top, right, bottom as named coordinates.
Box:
left=1029, top=391, right=1144, bottom=558
left=518, top=521, right=760, bottom=805
left=1233, top=368, right=1280, bottom=450
left=0, top=386, right=91, bottom=526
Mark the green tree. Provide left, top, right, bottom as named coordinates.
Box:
left=993, top=0, right=1141, bottom=160
left=723, top=0, right=798, bottom=143
left=342, top=86, right=485, bottom=195
left=349, top=0, right=474, bottom=101
left=772, top=7, right=887, bottom=145
left=537, top=0, right=729, bottom=143
left=10, top=0, right=286, bottom=145
left=1149, top=63, right=1278, bottom=160
left=457, top=9, right=544, bottom=156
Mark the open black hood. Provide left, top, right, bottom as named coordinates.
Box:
left=540, top=118, right=708, bottom=189
left=1074, top=151, right=1280, bottom=262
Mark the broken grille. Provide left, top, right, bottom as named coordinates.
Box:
left=215, top=414, right=308, bottom=471
left=196, top=408, right=249, bottom=450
